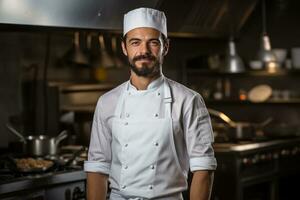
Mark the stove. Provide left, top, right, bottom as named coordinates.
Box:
left=0, top=146, right=87, bottom=200
left=212, top=137, right=300, bottom=200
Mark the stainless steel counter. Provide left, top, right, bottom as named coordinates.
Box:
left=214, top=137, right=300, bottom=153
left=0, top=169, right=86, bottom=199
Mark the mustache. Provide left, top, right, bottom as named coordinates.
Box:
left=132, top=54, right=156, bottom=62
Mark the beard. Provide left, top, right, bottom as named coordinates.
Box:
left=129, top=54, right=162, bottom=77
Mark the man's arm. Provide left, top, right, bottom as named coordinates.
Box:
left=87, top=172, right=108, bottom=200
left=190, top=170, right=214, bottom=200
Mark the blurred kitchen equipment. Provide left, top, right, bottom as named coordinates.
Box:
left=291, top=47, right=300, bottom=69
left=208, top=108, right=272, bottom=141
left=111, top=36, right=125, bottom=68
left=249, top=60, right=263, bottom=70
left=272, top=48, right=287, bottom=66
left=257, top=0, right=279, bottom=72
left=223, top=37, right=245, bottom=73
left=94, top=34, right=115, bottom=68
left=64, top=32, right=89, bottom=66
left=92, top=34, right=115, bottom=81
left=6, top=123, right=68, bottom=157
left=248, top=84, right=272, bottom=102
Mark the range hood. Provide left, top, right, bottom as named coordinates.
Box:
left=0, top=0, right=258, bottom=38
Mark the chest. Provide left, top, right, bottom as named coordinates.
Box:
left=122, top=89, right=165, bottom=119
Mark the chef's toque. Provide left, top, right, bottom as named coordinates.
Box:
left=123, top=7, right=167, bottom=37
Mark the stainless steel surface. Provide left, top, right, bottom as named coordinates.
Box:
left=258, top=34, right=278, bottom=63
left=0, top=0, right=258, bottom=37
left=0, top=0, right=159, bottom=29
left=6, top=124, right=68, bottom=156
left=49, top=130, right=68, bottom=155
left=223, top=38, right=245, bottom=73
left=214, top=137, right=300, bottom=152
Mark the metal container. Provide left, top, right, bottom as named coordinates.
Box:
left=6, top=123, right=68, bottom=156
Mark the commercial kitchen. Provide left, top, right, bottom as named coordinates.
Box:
left=0, top=0, right=300, bottom=199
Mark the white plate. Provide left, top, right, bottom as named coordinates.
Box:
left=248, top=84, right=272, bottom=102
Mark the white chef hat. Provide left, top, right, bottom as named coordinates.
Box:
left=123, top=7, right=167, bottom=37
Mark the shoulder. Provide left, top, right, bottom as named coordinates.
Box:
left=95, top=82, right=127, bottom=117
left=98, top=82, right=127, bottom=106
left=166, top=78, right=199, bottom=102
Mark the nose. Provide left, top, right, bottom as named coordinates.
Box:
left=139, top=41, right=150, bottom=55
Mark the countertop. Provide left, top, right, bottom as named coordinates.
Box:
left=0, top=169, right=86, bottom=196
left=214, top=137, right=300, bottom=153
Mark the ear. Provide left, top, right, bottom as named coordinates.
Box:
left=121, top=41, right=128, bottom=56
left=162, top=40, right=169, bottom=56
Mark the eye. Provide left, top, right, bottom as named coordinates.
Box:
left=149, top=40, right=160, bottom=47
left=129, top=40, right=140, bottom=46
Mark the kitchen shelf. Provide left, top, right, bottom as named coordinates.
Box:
left=205, top=99, right=300, bottom=105
left=186, top=69, right=300, bottom=77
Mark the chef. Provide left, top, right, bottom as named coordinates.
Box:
left=84, top=7, right=217, bottom=200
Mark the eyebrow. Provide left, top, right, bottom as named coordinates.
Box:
left=127, top=37, right=160, bottom=43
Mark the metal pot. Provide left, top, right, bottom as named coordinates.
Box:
left=6, top=123, right=68, bottom=156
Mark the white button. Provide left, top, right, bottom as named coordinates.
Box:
left=154, top=142, right=159, bottom=146
left=126, top=113, right=130, bottom=118
left=124, top=165, right=128, bottom=169
left=128, top=92, right=131, bottom=95
left=149, top=185, right=153, bottom=190
left=124, top=143, right=128, bottom=147
left=121, top=185, right=126, bottom=189
left=124, top=122, right=128, bottom=125
left=150, top=165, right=155, bottom=169
left=154, top=113, right=158, bottom=117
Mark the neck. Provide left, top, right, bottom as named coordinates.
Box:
left=130, top=72, right=161, bottom=90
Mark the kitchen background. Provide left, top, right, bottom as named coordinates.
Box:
left=1, top=0, right=300, bottom=199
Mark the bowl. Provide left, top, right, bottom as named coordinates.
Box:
left=249, top=60, right=263, bottom=70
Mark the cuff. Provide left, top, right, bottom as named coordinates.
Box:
left=190, top=157, right=217, bottom=172
left=84, top=160, right=110, bottom=175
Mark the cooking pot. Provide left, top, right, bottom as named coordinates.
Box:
left=208, top=108, right=272, bottom=141
left=6, top=123, right=68, bottom=157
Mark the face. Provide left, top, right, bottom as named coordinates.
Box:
left=121, top=27, right=169, bottom=77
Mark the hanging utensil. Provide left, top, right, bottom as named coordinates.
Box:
left=95, top=34, right=115, bottom=68
left=111, top=36, right=125, bottom=68
left=64, top=32, right=89, bottom=66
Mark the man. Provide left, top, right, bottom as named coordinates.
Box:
left=84, top=7, right=217, bottom=200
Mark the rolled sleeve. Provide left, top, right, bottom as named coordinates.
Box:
left=84, top=161, right=110, bottom=175
left=84, top=97, right=112, bottom=175
left=184, top=93, right=217, bottom=171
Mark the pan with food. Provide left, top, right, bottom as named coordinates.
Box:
left=4, top=156, right=55, bottom=173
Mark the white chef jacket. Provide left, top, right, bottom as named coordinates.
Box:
left=84, top=76, right=217, bottom=195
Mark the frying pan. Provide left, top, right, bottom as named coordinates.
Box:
left=208, top=108, right=273, bottom=141
left=3, top=155, right=56, bottom=174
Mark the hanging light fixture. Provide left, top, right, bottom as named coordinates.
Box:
left=223, top=2, right=245, bottom=73
left=257, top=0, right=279, bottom=73
left=223, top=37, right=245, bottom=73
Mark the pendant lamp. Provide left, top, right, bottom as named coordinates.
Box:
left=257, top=0, right=279, bottom=72
left=223, top=37, right=245, bottom=73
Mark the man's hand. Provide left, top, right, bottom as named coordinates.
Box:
left=87, top=172, right=108, bottom=200
left=190, top=170, right=214, bottom=200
